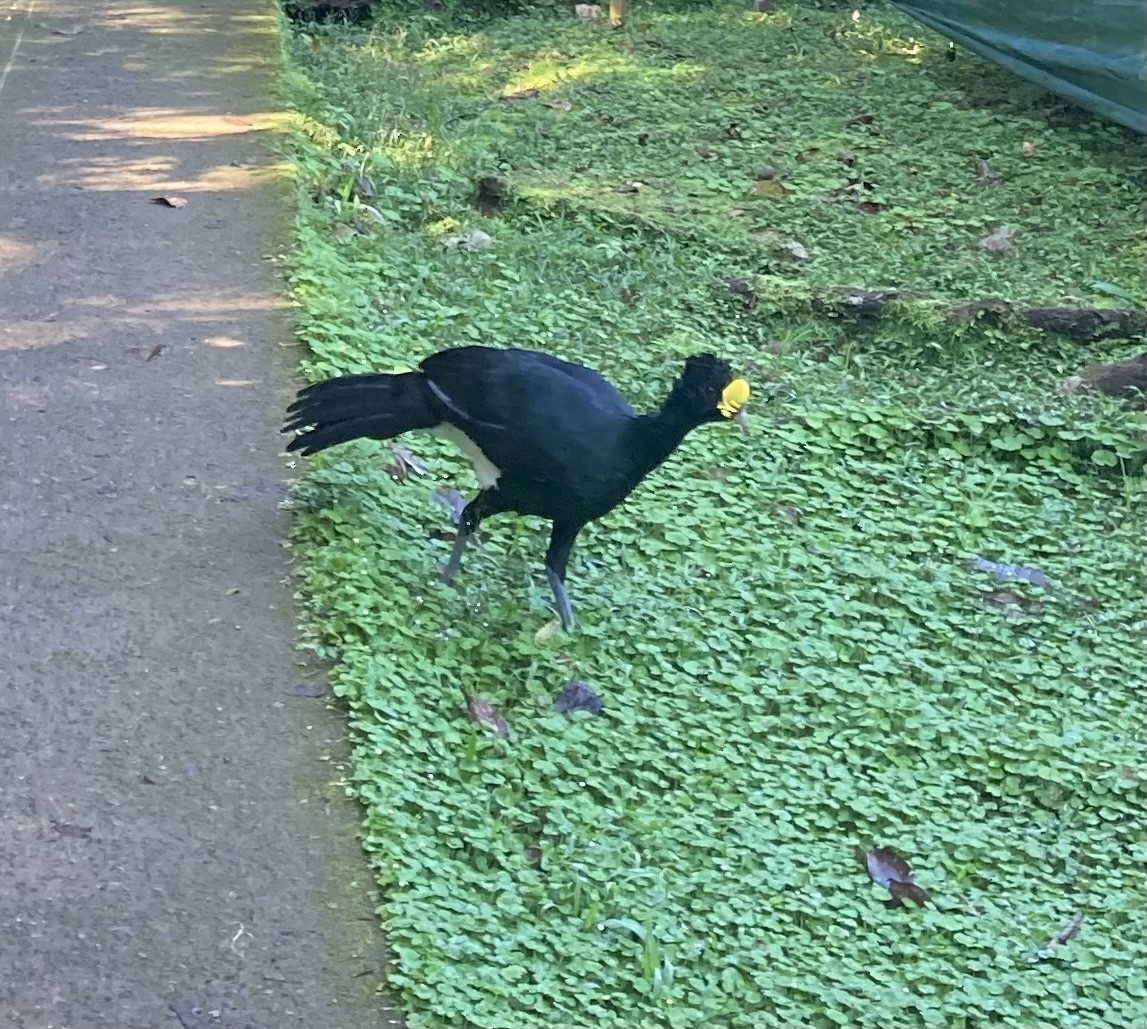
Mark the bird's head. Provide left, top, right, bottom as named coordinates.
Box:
left=670, top=353, right=751, bottom=431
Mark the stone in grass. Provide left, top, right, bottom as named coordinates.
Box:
left=554, top=680, right=605, bottom=716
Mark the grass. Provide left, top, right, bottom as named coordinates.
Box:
left=278, top=3, right=1146, bottom=1026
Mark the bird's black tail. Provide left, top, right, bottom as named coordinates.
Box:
left=282, top=371, right=438, bottom=456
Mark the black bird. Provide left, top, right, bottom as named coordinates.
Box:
left=283, top=346, right=749, bottom=629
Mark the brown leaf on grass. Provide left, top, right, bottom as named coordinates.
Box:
left=383, top=445, right=427, bottom=484
left=846, top=111, right=875, bottom=126
left=542, top=100, right=572, bottom=112
left=391, top=445, right=426, bottom=477
left=145, top=344, right=165, bottom=362
left=857, top=846, right=931, bottom=908
left=978, top=588, right=1042, bottom=620
left=855, top=200, right=884, bottom=214
left=332, top=222, right=357, bottom=238
left=535, top=619, right=560, bottom=642
left=752, top=178, right=790, bottom=198
left=150, top=196, right=187, bottom=208
left=505, top=87, right=541, bottom=100
left=431, top=487, right=468, bottom=525
left=980, top=225, right=1014, bottom=254
left=465, top=696, right=509, bottom=739
left=553, top=679, right=605, bottom=715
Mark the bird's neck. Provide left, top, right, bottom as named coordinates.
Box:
left=626, top=405, right=703, bottom=480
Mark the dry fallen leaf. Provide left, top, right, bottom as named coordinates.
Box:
left=465, top=695, right=509, bottom=739
left=150, top=196, right=187, bottom=208
left=384, top=445, right=427, bottom=483
left=980, top=224, right=1014, bottom=254
left=752, top=178, right=790, bottom=198
left=855, top=200, right=884, bottom=214
left=505, top=87, right=541, bottom=100
left=553, top=679, right=605, bottom=715
left=535, top=619, right=560, bottom=642
left=51, top=819, right=92, bottom=839
left=857, top=846, right=931, bottom=908
left=542, top=100, right=572, bottom=112
left=978, top=587, right=1041, bottom=620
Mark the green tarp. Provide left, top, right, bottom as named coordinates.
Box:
left=892, top=0, right=1147, bottom=134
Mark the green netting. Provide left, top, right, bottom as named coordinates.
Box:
left=893, top=0, right=1147, bottom=133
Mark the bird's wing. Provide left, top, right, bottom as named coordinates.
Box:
left=417, top=347, right=635, bottom=488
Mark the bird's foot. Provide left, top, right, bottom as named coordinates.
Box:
left=546, top=568, right=575, bottom=631
left=440, top=530, right=470, bottom=585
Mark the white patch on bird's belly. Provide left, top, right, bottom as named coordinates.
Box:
left=431, top=424, right=501, bottom=489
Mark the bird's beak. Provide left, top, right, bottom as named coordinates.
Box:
left=733, top=406, right=749, bottom=435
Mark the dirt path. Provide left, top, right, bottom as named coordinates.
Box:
left=0, top=2, right=402, bottom=1026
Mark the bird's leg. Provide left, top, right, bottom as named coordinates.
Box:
left=440, top=530, right=469, bottom=585
left=439, top=497, right=484, bottom=585
left=544, top=523, right=581, bottom=631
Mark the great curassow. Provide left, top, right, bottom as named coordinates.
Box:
left=283, top=346, right=749, bottom=629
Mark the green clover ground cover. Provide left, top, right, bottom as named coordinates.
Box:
left=280, top=4, right=1146, bottom=1026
